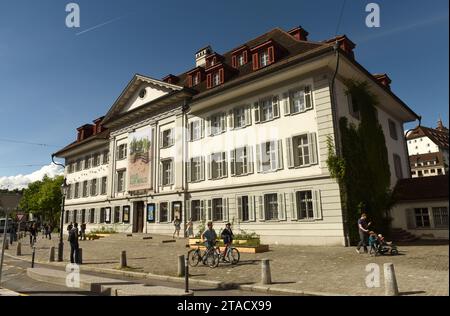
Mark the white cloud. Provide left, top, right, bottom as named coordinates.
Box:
left=0, top=164, right=64, bottom=190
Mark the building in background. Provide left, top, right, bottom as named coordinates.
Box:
left=407, top=119, right=449, bottom=178
left=54, top=26, right=419, bottom=245
left=391, top=175, right=448, bottom=240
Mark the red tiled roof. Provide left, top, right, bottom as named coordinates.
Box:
left=409, top=152, right=445, bottom=167
left=393, top=175, right=449, bottom=202
left=407, top=126, right=449, bottom=149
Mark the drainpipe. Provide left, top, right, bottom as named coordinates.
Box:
left=182, top=99, right=191, bottom=237
left=329, top=42, right=350, bottom=247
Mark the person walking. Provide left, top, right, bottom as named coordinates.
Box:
left=185, top=219, right=194, bottom=238
left=67, top=222, right=73, bottom=233
left=356, top=213, right=371, bottom=254
left=46, top=224, right=52, bottom=240
left=69, top=223, right=80, bottom=264
left=172, top=217, right=181, bottom=239
left=29, top=223, right=37, bottom=246
left=80, top=223, right=86, bottom=241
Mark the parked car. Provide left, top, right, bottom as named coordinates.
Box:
left=0, top=218, right=13, bottom=234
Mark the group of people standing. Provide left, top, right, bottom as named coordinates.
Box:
left=27, top=222, right=52, bottom=246
left=66, top=222, right=86, bottom=264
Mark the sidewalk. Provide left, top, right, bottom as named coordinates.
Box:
left=5, top=233, right=448, bottom=296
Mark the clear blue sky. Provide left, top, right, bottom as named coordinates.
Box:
left=0, top=0, right=448, bottom=178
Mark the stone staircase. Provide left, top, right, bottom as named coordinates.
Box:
left=390, top=228, right=420, bottom=242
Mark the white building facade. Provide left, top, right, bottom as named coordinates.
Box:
left=55, top=27, right=419, bottom=245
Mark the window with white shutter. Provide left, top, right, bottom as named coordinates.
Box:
left=293, top=190, right=322, bottom=221
left=258, top=141, right=282, bottom=173
left=288, top=133, right=318, bottom=168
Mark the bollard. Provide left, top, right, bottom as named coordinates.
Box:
left=77, top=248, right=83, bottom=265
left=185, top=255, right=189, bottom=293
left=49, top=246, right=55, bottom=262
left=384, top=263, right=399, bottom=296
left=120, top=251, right=127, bottom=268
left=261, top=259, right=272, bottom=285
left=178, top=255, right=185, bottom=277
left=4, top=240, right=8, bottom=250
left=16, top=242, right=21, bottom=256
left=31, top=246, right=36, bottom=268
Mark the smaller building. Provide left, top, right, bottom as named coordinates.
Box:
left=391, top=175, right=448, bottom=240
left=406, top=119, right=449, bottom=178
left=0, top=192, right=22, bottom=216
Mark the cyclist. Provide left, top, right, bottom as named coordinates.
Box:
left=220, top=223, right=234, bottom=262
left=201, top=221, right=217, bottom=251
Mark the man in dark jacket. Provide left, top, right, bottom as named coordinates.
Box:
left=69, top=223, right=80, bottom=264
left=220, top=223, right=234, bottom=261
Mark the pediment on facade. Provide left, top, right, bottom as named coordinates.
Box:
left=102, top=74, right=183, bottom=126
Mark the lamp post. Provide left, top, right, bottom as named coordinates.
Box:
left=52, top=155, right=68, bottom=262
left=0, top=207, right=9, bottom=284
left=58, top=178, right=69, bottom=262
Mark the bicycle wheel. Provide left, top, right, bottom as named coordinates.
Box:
left=228, top=247, right=240, bottom=265
left=206, top=249, right=219, bottom=268
left=187, top=249, right=201, bottom=267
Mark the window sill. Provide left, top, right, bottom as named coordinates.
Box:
left=285, top=107, right=314, bottom=117
left=160, top=145, right=175, bottom=149
left=209, top=177, right=228, bottom=181
left=256, top=117, right=280, bottom=125
left=289, top=163, right=319, bottom=170
left=231, top=172, right=253, bottom=178
left=292, top=219, right=320, bottom=223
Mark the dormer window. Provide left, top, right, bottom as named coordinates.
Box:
left=213, top=72, right=221, bottom=87
left=250, top=40, right=281, bottom=71
left=187, top=69, right=204, bottom=88
left=231, top=46, right=249, bottom=68
left=259, top=50, right=270, bottom=68
left=192, top=74, right=200, bottom=86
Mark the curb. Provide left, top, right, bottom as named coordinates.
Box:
left=4, top=252, right=338, bottom=296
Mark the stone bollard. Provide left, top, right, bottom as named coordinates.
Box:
left=77, top=248, right=83, bottom=265
left=49, top=246, right=55, bottom=262
left=261, top=259, right=272, bottom=285
left=178, top=255, right=185, bottom=277
left=384, top=263, right=399, bottom=296
left=120, top=251, right=127, bottom=268
left=16, top=242, right=22, bottom=256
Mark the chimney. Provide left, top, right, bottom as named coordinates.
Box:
left=288, top=26, right=309, bottom=41
left=327, top=35, right=356, bottom=59
left=373, top=73, right=392, bottom=90
left=195, top=45, right=213, bottom=67
left=162, top=74, right=179, bottom=85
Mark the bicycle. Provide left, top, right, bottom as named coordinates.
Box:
left=187, top=241, right=219, bottom=268
left=217, top=243, right=240, bottom=265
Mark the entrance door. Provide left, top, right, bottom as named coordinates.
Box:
left=133, top=202, right=145, bottom=233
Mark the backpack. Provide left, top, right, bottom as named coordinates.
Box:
left=68, top=229, right=77, bottom=243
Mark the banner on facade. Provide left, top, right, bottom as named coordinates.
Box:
left=128, top=127, right=152, bottom=191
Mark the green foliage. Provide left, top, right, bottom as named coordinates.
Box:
left=19, top=175, right=64, bottom=228
left=194, top=219, right=206, bottom=238
left=234, top=229, right=260, bottom=241
left=90, top=226, right=118, bottom=234
left=327, top=80, right=394, bottom=244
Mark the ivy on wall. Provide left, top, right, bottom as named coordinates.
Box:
left=327, top=79, right=395, bottom=244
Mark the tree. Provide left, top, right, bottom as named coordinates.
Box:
left=19, top=175, right=64, bottom=227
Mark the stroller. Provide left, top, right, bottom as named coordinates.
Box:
left=374, top=234, right=399, bottom=256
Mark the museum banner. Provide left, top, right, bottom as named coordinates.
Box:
left=128, top=127, right=152, bottom=191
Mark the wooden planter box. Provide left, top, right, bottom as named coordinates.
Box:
left=188, top=239, right=269, bottom=254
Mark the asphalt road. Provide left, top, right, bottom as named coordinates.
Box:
left=0, top=255, right=279, bottom=296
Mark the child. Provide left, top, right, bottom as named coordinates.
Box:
left=368, top=231, right=378, bottom=256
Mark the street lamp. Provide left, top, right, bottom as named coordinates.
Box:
left=58, top=178, right=69, bottom=262
left=52, top=154, right=67, bottom=262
